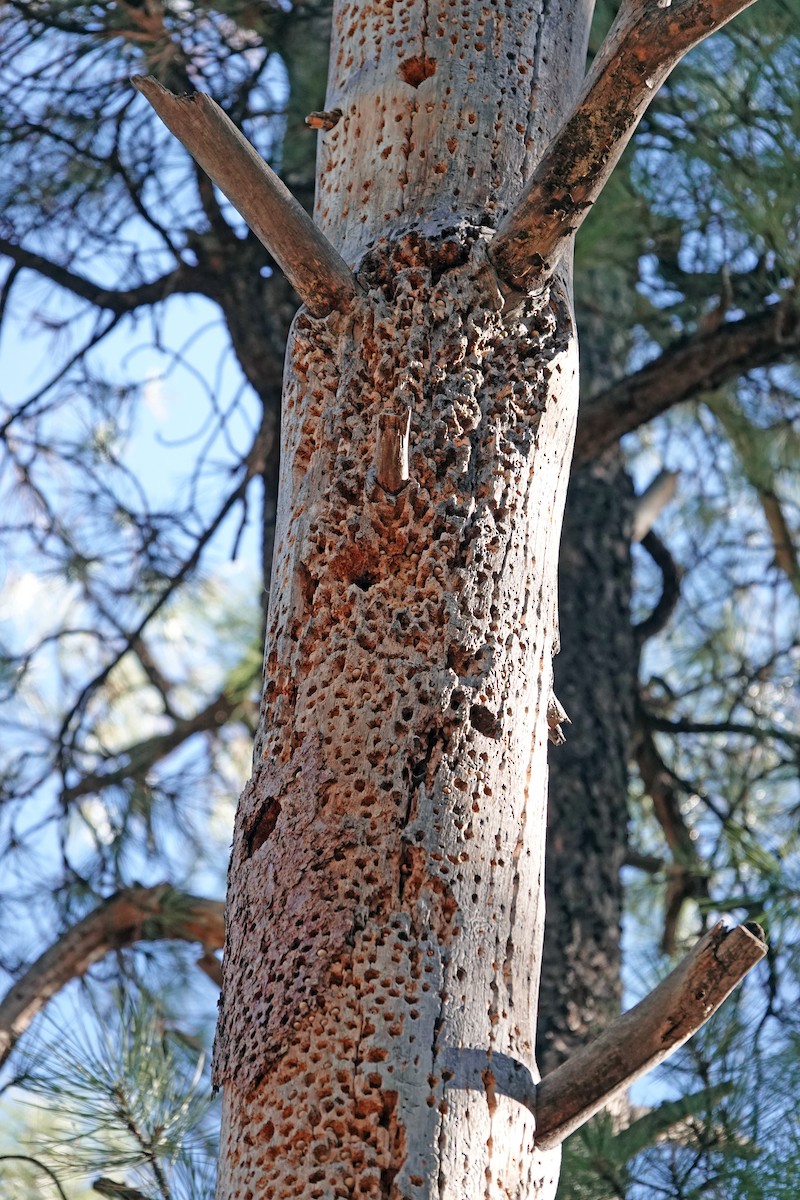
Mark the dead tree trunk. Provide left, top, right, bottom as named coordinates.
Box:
left=136, top=0, right=763, bottom=1194
left=212, top=4, right=588, bottom=1194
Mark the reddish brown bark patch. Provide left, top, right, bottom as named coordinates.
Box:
left=397, top=55, right=437, bottom=88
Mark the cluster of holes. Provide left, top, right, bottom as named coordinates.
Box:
left=223, top=238, right=561, bottom=1183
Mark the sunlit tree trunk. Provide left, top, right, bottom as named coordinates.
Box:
left=198, top=0, right=761, bottom=1193
left=213, top=2, right=590, bottom=1196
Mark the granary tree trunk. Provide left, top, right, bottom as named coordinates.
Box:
left=213, top=5, right=590, bottom=1196
left=136, top=0, right=759, bottom=1194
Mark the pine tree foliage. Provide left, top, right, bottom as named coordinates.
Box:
left=10, top=990, right=217, bottom=1199
left=0, top=0, right=798, bottom=1195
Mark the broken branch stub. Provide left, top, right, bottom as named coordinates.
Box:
left=534, top=921, right=766, bottom=1149
left=132, top=76, right=359, bottom=318
left=491, top=0, right=760, bottom=293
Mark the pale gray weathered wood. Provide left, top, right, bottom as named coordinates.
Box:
left=534, top=921, right=766, bottom=1149
left=132, top=76, right=359, bottom=317
left=491, top=0, right=760, bottom=292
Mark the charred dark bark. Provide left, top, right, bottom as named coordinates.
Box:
left=537, top=450, right=637, bottom=1076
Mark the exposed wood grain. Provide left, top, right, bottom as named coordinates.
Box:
left=534, top=921, right=766, bottom=1149
left=132, top=76, right=359, bottom=317
left=374, top=410, right=411, bottom=493
left=315, top=0, right=591, bottom=266
left=491, top=0, right=760, bottom=292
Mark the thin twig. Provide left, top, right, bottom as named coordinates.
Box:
left=0, top=1155, right=70, bottom=1200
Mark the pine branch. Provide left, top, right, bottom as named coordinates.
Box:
left=0, top=886, right=224, bottom=1068
left=132, top=76, right=360, bottom=318
left=0, top=1155, right=69, bottom=1200
left=648, top=713, right=800, bottom=750
left=574, top=297, right=800, bottom=466
left=534, top=922, right=766, bottom=1149
left=707, top=391, right=800, bottom=597
left=634, top=719, right=708, bottom=954
left=491, top=0, right=760, bottom=292
left=634, top=529, right=682, bottom=645
left=0, top=237, right=196, bottom=315
left=60, top=685, right=252, bottom=806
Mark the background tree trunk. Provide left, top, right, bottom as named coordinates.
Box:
left=537, top=290, right=639, bottom=1080
left=538, top=452, right=636, bottom=1077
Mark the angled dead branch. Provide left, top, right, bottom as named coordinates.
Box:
left=491, top=0, right=760, bottom=292
left=535, top=921, right=766, bottom=1149
left=574, top=297, right=800, bottom=466
left=132, top=76, right=359, bottom=318
left=0, top=885, right=224, bottom=1068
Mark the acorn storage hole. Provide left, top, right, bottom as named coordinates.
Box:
left=398, top=55, right=437, bottom=88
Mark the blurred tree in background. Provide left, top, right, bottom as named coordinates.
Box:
left=0, top=1, right=798, bottom=1197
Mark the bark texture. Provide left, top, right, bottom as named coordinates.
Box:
left=215, top=234, right=577, bottom=1200
left=213, top=1, right=594, bottom=1194
left=537, top=453, right=637, bottom=1078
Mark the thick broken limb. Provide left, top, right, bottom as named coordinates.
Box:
left=574, top=297, right=800, bottom=465
left=0, top=885, right=224, bottom=1068
left=491, top=0, right=759, bottom=292
left=132, top=76, right=359, bottom=317
left=534, top=921, right=766, bottom=1149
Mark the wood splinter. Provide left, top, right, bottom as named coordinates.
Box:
left=534, top=920, right=767, bottom=1150
left=547, top=691, right=571, bottom=745
left=374, top=409, right=412, bottom=494
left=305, top=108, right=343, bottom=131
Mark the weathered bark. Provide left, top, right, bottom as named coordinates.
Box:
left=537, top=452, right=637, bottom=1078
left=213, top=2, right=591, bottom=1195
